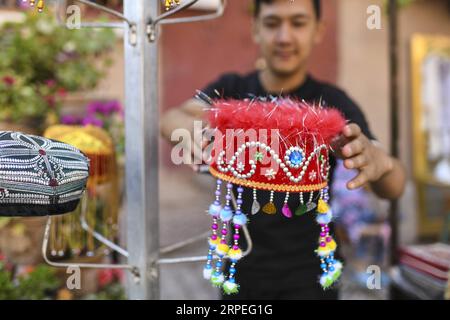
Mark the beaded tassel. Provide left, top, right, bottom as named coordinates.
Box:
left=24, top=0, right=44, bottom=12
left=165, top=0, right=181, bottom=11
left=223, top=186, right=247, bottom=295
left=37, top=0, right=44, bottom=12
left=315, top=187, right=343, bottom=289
left=251, top=188, right=260, bottom=215
left=262, top=190, right=276, bottom=214
left=210, top=182, right=233, bottom=287
left=281, top=192, right=292, bottom=218
left=203, top=179, right=223, bottom=280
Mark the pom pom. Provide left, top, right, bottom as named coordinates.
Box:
left=208, top=237, right=220, bottom=248
left=219, top=207, right=233, bottom=222
left=223, top=280, right=239, bottom=295
left=203, top=267, right=213, bottom=280
left=316, top=246, right=332, bottom=257
left=316, top=211, right=333, bottom=224
left=233, top=214, right=248, bottom=226
left=216, top=243, right=230, bottom=256
left=317, top=199, right=329, bottom=213
left=330, top=261, right=343, bottom=282
left=210, top=273, right=225, bottom=287
left=327, top=239, right=337, bottom=251
left=319, top=274, right=334, bottom=289
left=228, top=248, right=243, bottom=260
left=316, top=240, right=338, bottom=257
left=209, top=203, right=222, bottom=216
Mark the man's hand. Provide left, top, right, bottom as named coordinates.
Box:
left=333, top=123, right=394, bottom=190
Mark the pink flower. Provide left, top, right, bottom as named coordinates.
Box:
left=45, top=79, right=57, bottom=87
left=61, top=115, right=81, bottom=125
left=86, top=101, right=104, bottom=115
left=82, top=115, right=103, bottom=127
left=2, top=76, right=15, bottom=86
left=103, top=101, right=122, bottom=114
left=86, top=100, right=122, bottom=116
left=57, top=88, right=67, bottom=98
left=45, top=95, right=56, bottom=108
left=98, top=269, right=114, bottom=288
left=112, top=269, right=124, bottom=283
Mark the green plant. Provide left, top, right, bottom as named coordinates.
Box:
left=384, top=0, right=419, bottom=10
left=82, top=269, right=126, bottom=300
left=0, top=263, right=16, bottom=300
left=0, top=262, right=61, bottom=300
left=0, top=10, right=116, bottom=131
left=82, top=282, right=126, bottom=300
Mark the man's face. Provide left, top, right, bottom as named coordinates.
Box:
left=253, top=0, right=324, bottom=77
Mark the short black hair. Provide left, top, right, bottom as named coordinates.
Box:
left=253, top=0, right=322, bottom=20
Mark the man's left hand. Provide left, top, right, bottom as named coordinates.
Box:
left=333, top=123, right=394, bottom=190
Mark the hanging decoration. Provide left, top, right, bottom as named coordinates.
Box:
left=44, top=125, right=119, bottom=258
left=24, top=0, right=183, bottom=13
left=22, top=0, right=45, bottom=13
left=202, top=98, right=346, bottom=294
left=164, top=0, right=181, bottom=11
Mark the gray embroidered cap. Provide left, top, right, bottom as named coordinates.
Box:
left=0, top=131, right=90, bottom=216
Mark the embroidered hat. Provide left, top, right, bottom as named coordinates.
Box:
left=0, top=131, right=90, bottom=217
left=202, top=98, right=346, bottom=294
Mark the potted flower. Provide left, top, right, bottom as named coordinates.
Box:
left=0, top=10, right=116, bottom=134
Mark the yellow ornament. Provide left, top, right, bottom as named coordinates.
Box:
left=37, top=0, right=44, bottom=12
left=317, top=199, right=329, bottom=213
left=27, top=0, right=45, bottom=13
left=262, top=202, right=277, bottom=215
left=327, top=239, right=337, bottom=251
left=228, top=248, right=243, bottom=260
left=208, top=237, right=220, bottom=247
left=216, top=243, right=229, bottom=256
left=165, top=0, right=181, bottom=11
left=317, top=246, right=331, bottom=257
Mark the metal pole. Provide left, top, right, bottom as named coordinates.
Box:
left=124, top=0, right=160, bottom=300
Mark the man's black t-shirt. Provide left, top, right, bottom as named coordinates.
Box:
left=200, top=71, right=375, bottom=299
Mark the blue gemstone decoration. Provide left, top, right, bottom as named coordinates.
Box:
left=289, top=150, right=303, bottom=165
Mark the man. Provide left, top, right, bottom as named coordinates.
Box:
left=161, top=0, right=406, bottom=299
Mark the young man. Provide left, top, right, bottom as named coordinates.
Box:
left=161, top=0, right=406, bottom=299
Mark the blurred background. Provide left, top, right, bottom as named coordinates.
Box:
left=0, top=0, right=449, bottom=300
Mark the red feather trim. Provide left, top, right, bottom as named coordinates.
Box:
left=207, top=98, right=346, bottom=146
